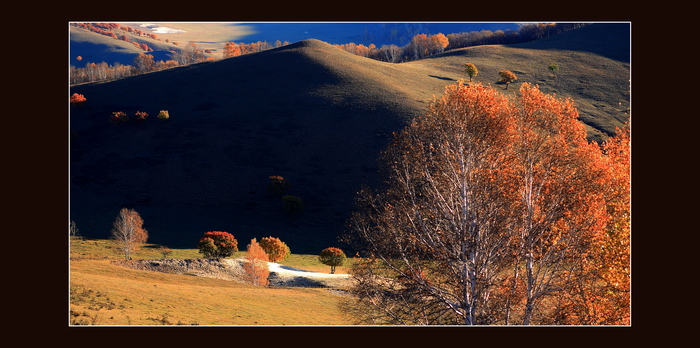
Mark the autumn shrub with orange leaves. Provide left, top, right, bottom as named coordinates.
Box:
left=133, top=111, right=149, bottom=122
left=258, top=236, right=291, bottom=262
left=157, top=110, right=170, bottom=120
left=109, top=111, right=129, bottom=126
left=70, top=93, right=86, bottom=104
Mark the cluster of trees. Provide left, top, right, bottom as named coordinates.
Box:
left=332, top=23, right=588, bottom=63
left=223, top=40, right=291, bottom=58
left=70, top=57, right=179, bottom=85
left=71, top=23, right=157, bottom=52
left=70, top=22, right=587, bottom=85
left=344, top=82, right=630, bottom=325
left=104, top=109, right=169, bottom=126
left=267, top=176, right=304, bottom=215
left=104, top=206, right=347, bottom=286
left=332, top=33, right=448, bottom=62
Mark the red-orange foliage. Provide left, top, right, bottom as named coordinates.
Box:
left=70, top=93, right=86, bottom=104
left=348, top=82, right=629, bottom=325
left=133, top=111, right=149, bottom=122
left=198, top=231, right=239, bottom=258
left=109, top=111, right=128, bottom=126
left=244, top=238, right=270, bottom=286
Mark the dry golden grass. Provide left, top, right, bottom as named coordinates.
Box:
left=69, top=239, right=354, bottom=326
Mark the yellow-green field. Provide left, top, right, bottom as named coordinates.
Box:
left=69, top=238, right=355, bottom=326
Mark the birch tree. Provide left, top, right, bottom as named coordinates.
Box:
left=345, top=82, right=623, bottom=325
left=347, top=83, right=520, bottom=325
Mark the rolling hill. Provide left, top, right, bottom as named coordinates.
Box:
left=69, top=23, right=630, bottom=254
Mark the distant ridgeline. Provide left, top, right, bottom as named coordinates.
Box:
left=70, top=22, right=589, bottom=85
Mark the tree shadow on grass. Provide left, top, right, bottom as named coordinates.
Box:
left=429, top=75, right=456, bottom=81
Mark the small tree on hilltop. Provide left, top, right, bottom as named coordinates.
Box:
left=244, top=238, right=270, bottom=286
left=259, top=236, right=291, bottom=262
left=198, top=231, right=238, bottom=258
left=319, top=247, right=346, bottom=274
left=282, top=195, right=304, bottom=215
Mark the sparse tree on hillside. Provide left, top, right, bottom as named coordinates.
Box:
left=318, top=247, right=346, bottom=274
left=111, top=208, right=148, bottom=260
left=548, top=64, right=559, bottom=77
left=244, top=238, right=270, bottom=286
left=498, top=70, right=517, bottom=89
left=259, top=236, right=291, bottom=262
left=464, top=63, right=478, bottom=82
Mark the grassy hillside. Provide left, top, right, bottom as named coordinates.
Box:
left=69, top=24, right=630, bottom=256
left=70, top=239, right=353, bottom=325
left=69, top=25, right=185, bottom=67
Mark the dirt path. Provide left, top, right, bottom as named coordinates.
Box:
left=267, top=262, right=349, bottom=278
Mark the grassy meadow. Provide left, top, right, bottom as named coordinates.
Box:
left=69, top=238, right=354, bottom=325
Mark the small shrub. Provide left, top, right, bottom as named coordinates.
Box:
left=267, top=175, right=291, bottom=195
left=157, top=110, right=170, bottom=120
left=281, top=195, right=304, bottom=215
left=133, top=111, right=149, bottom=122
left=109, top=111, right=129, bottom=126
left=70, top=93, right=86, bottom=104
left=159, top=245, right=172, bottom=258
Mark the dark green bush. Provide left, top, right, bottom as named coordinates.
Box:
left=281, top=195, right=304, bottom=215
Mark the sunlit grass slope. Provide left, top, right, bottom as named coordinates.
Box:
left=69, top=239, right=353, bottom=326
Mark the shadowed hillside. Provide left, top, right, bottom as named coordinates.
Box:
left=70, top=39, right=432, bottom=253
left=69, top=25, right=630, bottom=254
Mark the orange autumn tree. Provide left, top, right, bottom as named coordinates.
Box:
left=346, top=82, right=627, bottom=325
left=551, top=121, right=631, bottom=325
left=243, top=238, right=270, bottom=286
left=347, top=82, right=521, bottom=325
left=507, top=83, right=612, bottom=325
left=258, top=236, right=291, bottom=262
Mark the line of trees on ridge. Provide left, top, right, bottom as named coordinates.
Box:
left=70, top=22, right=588, bottom=85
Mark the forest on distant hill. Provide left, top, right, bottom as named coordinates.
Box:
left=70, top=22, right=588, bottom=85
